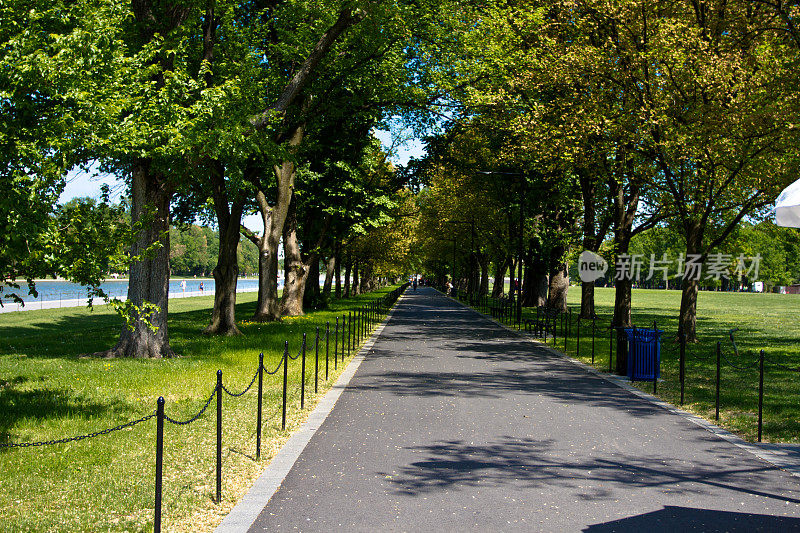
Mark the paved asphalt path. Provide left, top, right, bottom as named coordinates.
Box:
left=249, top=287, right=800, bottom=532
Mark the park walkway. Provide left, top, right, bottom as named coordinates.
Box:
left=240, top=287, right=800, bottom=531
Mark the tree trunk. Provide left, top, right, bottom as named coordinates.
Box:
left=344, top=257, right=351, bottom=298
left=101, top=161, right=174, bottom=358
left=280, top=197, right=308, bottom=316
left=522, top=258, right=533, bottom=306
left=352, top=260, right=360, bottom=295
left=492, top=255, right=508, bottom=297
left=679, top=222, right=704, bottom=342
left=204, top=163, right=245, bottom=336
left=533, top=268, right=548, bottom=307
left=509, top=257, right=516, bottom=299
left=303, top=254, right=321, bottom=310
left=478, top=253, right=489, bottom=295
left=546, top=246, right=569, bottom=312
left=249, top=127, right=304, bottom=321
left=580, top=282, right=596, bottom=318
left=322, top=255, right=335, bottom=303
left=360, top=263, right=373, bottom=293
left=101, top=1, right=189, bottom=358
left=335, top=248, right=342, bottom=298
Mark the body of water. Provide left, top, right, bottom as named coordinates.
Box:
left=4, top=278, right=268, bottom=304
left=0, top=276, right=334, bottom=313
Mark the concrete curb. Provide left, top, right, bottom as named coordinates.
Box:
left=445, top=293, right=800, bottom=479
left=215, top=294, right=407, bottom=533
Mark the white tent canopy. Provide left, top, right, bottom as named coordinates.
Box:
left=775, top=178, right=800, bottom=228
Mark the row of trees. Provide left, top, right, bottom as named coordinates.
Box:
left=410, top=0, right=800, bottom=352
left=626, top=222, right=800, bottom=291
left=8, top=0, right=800, bottom=358
left=3, top=0, right=461, bottom=357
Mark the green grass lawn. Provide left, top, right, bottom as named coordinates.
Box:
left=470, top=287, right=800, bottom=443
left=550, top=288, right=800, bottom=444
left=0, top=287, right=400, bottom=532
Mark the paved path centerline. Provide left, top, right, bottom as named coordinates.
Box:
left=233, top=287, right=800, bottom=532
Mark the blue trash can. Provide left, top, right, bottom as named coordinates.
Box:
left=623, top=327, right=663, bottom=381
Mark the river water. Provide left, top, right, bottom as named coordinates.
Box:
left=4, top=278, right=266, bottom=304
left=0, top=276, right=334, bottom=314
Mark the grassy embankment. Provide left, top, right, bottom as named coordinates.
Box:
left=0, top=286, right=399, bottom=532
left=543, top=288, right=800, bottom=443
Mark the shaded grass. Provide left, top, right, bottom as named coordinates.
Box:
left=0, top=287, right=400, bottom=532
left=473, top=288, right=800, bottom=444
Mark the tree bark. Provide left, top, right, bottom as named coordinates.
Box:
left=581, top=282, right=596, bottom=318
left=280, top=195, right=330, bottom=316
left=679, top=221, right=704, bottom=342
left=204, top=162, right=245, bottom=336
left=101, top=161, right=174, bottom=358
left=322, top=254, right=335, bottom=303
left=522, top=257, right=533, bottom=306
left=101, top=0, right=190, bottom=358
left=335, top=247, right=342, bottom=298
left=280, top=196, right=308, bottom=316
left=492, top=255, right=509, bottom=297
left=508, top=257, right=516, bottom=299
left=303, top=253, right=320, bottom=309
left=546, top=246, right=569, bottom=312
left=344, top=257, right=351, bottom=298
left=352, top=260, right=360, bottom=296
left=360, top=262, right=374, bottom=293
left=478, top=253, right=489, bottom=295
left=533, top=268, right=548, bottom=307
left=610, top=172, right=637, bottom=374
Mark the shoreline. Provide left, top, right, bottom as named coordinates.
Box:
left=31, top=277, right=258, bottom=283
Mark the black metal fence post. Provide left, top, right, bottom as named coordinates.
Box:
left=576, top=318, right=581, bottom=357
left=568, top=308, right=572, bottom=338
left=315, top=327, right=319, bottom=394
left=325, top=322, right=330, bottom=379
left=301, top=333, right=307, bottom=409
left=716, top=341, right=721, bottom=422
left=679, top=333, right=686, bottom=406
left=154, top=396, right=164, bottom=533
left=591, top=317, right=596, bottom=365
left=256, top=352, right=263, bottom=460
left=652, top=336, right=657, bottom=395
left=216, top=370, right=222, bottom=503
left=282, top=342, right=288, bottom=431
left=609, top=323, right=614, bottom=373
left=758, top=349, right=765, bottom=443
left=334, top=318, right=339, bottom=371
left=347, top=313, right=351, bottom=357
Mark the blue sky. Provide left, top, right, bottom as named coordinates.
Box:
left=58, top=130, right=425, bottom=233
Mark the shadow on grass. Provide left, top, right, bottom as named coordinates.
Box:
left=0, top=288, right=398, bottom=361
left=0, top=380, right=129, bottom=448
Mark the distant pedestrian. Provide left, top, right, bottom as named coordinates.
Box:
left=413, top=277, right=418, bottom=291
left=199, top=282, right=204, bottom=292
left=180, top=280, right=186, bottom=293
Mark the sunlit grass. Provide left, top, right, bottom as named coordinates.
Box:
left=0, top=287, right=399, bottom=532
left=557, top=288, right=800, bottom=443
left=474, top=287, right=800, bottom=444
